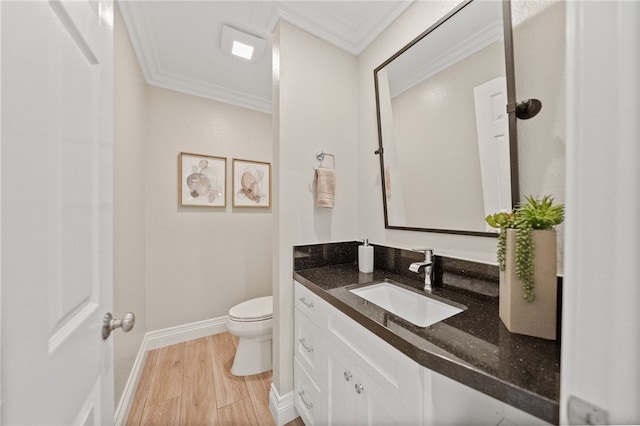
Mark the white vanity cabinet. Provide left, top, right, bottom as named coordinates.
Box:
left=294, top=281, right=421, bottom=426
left=293, top=280, right=549, bottom=426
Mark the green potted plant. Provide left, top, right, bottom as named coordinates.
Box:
left=486, top=195, right=564, bottom=340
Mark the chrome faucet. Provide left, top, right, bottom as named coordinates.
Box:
left=409, top=249, right=434, bottom=292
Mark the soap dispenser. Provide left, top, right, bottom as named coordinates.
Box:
left=358, top=239, right=374, bottom=273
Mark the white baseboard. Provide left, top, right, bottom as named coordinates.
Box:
left=114, top=338, right=150, bottom=426
left=114, top=315, right=228, bottom=425
left=145, top=316, right=228, bottom=350
left=269, top=384, right=299, bottom=426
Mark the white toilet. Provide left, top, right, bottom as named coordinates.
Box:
left=226, top=295, right=273, bottom=376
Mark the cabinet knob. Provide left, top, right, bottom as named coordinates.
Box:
left=344, top=371, right=353, bottom=381
left=355, top=383, right=365, bottom=394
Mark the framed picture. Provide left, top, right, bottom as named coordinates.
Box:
left=179, top=152, right=227, bottom=207
left=232, top=159, right=271, bottom=208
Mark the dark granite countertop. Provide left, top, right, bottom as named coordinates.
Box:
left=293, top=263, right=560, bottom=424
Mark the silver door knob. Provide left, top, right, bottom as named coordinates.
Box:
left=102, top=312, right=135, bottom=340
left=344, top=371, right=353, bottom=381
left=355, top=383, right=365, bottom=394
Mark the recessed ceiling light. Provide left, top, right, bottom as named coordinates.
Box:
left=232, top=41, right=254, bottom=60
left=221, top=25, right=266, bottom=63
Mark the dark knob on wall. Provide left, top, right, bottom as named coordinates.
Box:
left=508, top=98, right=543, bottom=119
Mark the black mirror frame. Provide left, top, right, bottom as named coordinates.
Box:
left=373, top=0, right=520, bottom=237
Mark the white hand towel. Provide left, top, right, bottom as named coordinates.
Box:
left=316, top=167, right=335, bottom=208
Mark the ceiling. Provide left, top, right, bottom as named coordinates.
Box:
left=118, top=1, right=414, bottom=113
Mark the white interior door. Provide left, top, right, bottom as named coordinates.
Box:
left=473, top=76, right=512, bottom=228
left=1, top=1, right=114, bottom=424
left=562, top=1, right=640, bottom=424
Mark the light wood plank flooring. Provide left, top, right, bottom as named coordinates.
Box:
left=126, top=332, right=304, bottom=426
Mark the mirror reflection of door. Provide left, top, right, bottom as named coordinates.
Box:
left=473, top=76, right=511, bottom=232
left=375, top=0, right=516, bottom=235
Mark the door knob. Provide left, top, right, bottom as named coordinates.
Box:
left=102, top=312, right=135, bottom=340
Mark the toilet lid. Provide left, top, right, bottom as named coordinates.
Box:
left=229, top=296, right=273, bottom=322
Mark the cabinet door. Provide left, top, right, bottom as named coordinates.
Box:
left=427, top=370, right=502, bottom=425
left=327, top=347, right=357, bottom=425
left=359, top=371, right=419, bottom=426
left=327, top=303, right=422, bottom=411
left=328, top=345, right=419, bottom=426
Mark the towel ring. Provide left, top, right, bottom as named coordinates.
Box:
left=315, top=150, right=335, bottom=169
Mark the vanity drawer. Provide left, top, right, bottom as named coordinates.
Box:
left=327, top=304, right=422, bottom=413
left=294, top=359, right=324, bottom=426
left=294, top=307, right=326, bottom=380
left=294, top=280, right=328, bottom=328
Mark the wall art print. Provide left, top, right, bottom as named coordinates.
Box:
left=179, top=152, right=226, bottom=207
left=232, top=159, right=271, bottom=208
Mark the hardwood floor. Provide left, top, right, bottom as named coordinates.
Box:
left=126, top=332, right=304, bottom=426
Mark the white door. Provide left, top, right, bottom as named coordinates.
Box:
left=1, top=1, right=115, bottom=424
left=562, top=1, right=640, bottom=424
left=473, top=76, right=512, bottom=228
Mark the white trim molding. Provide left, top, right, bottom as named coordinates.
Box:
left=144, top=316, right=228, bottom=351
left=269, top=383, right=299, bottom=426
left=114, top=316, right=228, bottom=425
left=114, top=339, right=149, bottom=426
left=562, top=1, right=640, bottom=424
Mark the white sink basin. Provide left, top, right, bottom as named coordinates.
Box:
left=349, top=282, right=464, bottom=327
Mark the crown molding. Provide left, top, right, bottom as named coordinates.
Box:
left=151, top=69, right=272, bottom=114
left=117, top=1, right=416, bottom=113
left=118, top=2, right=271, bottom=113
left=390, top=20, right=503, bottom=98
left=276, top=1, right=414, bottom=56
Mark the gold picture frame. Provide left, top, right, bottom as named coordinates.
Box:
left=179, top=152, right=227, bottom=207
left=232, top=159, right=271, bottom=208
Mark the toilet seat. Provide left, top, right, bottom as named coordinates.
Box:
left=228, top=296, right=272, bottom=322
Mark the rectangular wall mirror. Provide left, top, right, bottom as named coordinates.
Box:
left=374, top=0, right=519, bottom=237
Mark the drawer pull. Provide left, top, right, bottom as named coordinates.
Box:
left=298, top=391, right=314, bottom=409
left=355, top=383, right=365, bottom=394
left=298, top=338, right=314, bottom=353
left=299, top=297, right=314, bottom=308
left=344, top=371, right=353, bottom=382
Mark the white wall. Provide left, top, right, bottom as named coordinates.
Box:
left=114, top=5, right=147, bottom=406
left=272, top=21, right=358, bottom=394
left=114, top=5, right=273, bottom=406
left=357, top=0, right=565, bottom=268
left=144, top=86, right=272, bottom=331
left=512, top=0, right=566, bottom=270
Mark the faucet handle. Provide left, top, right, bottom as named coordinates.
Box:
left=411, top=248, right=434, bottom=262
